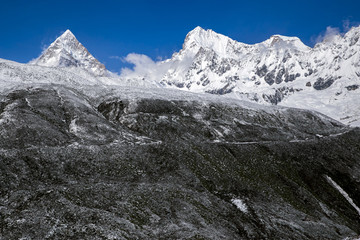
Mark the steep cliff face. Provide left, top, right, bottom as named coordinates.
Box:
left=31, top=30, right=107, bottom=76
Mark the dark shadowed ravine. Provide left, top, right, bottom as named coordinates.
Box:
left=0, top=85, right=359, bottom=239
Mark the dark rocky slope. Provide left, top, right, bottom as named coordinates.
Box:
left=0, top=85, right=359, bottom=239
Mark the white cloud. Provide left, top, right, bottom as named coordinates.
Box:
left=125, top=53, right=156, bottom=68
left=315, top=26, right=340, bottom=43
left=120, top=53, right=170, bottom=83
left=121, top=53, right=156, bottom=76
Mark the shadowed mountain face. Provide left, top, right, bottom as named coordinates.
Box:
left=0, top=85, right=359, bottom=239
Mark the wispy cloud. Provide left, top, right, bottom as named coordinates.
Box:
left=109, top=56, right=123, bottom=61
left=156, top=56, right=164, bottom=61
left=342, top=19, right=351, bottom=32
left=313, top=19, right=360, bottom=44
left=315, top=26, right=340, bottom=43
left=41, top=43, right=49, bottom=51
left=342, top=18, right=360, bottom=31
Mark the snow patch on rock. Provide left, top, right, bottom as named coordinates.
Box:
left=231, top=198, right=248, bottom=213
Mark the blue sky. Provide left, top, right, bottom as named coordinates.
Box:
left=0, top=0, right=359, bottom=72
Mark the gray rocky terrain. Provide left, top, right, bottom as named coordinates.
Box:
left=0, top=84, right=359, bottom=239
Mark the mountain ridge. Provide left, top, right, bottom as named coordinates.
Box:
left=159, top=25, right=360, bottom=88
left=2, top=26, right=360, bottom=126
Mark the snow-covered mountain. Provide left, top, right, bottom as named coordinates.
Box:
left=30, top=30, right=107, bottom=76
left=159, top=26, right=360, bottom=95
left=159, top=26, right=311, bottom=93
left=127, top=26, right=360, bottom=126
left=2, top=27, right=360, bottom=126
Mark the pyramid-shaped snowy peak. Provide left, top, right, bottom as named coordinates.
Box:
left=32, top=30, right=107, bottom=76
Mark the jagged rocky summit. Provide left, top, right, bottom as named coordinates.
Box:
left=30, top=30, right=107, bottom=76
left=158, top=26, right=360, bottom=94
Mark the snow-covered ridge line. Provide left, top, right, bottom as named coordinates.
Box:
left=157, top=25, right=360, bottom=90
left=326, top=175, right=360, bottom=217
left=183, top=26, right=311, bottom=52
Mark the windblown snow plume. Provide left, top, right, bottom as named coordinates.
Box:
left=315, top=26, right=341, bottom=43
